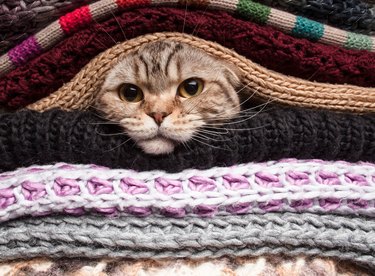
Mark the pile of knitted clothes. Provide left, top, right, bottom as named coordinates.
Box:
left=1, top=0, right=375, bottom=275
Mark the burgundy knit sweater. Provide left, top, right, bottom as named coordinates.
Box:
left=1, top=7, right=374, bottom=108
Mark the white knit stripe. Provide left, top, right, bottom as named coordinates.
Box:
left=0, top=56, right=13, bottom=75
left=1, top=160, right=375, bottom=222
left=35, top=21, right=65, bottom=50
left=90, top=0, right=118, bottom=21
left=208, top=0, right=238, bottom=12
left=151, top=0, right=179, bottom=5
left=320, top=24, right=348, bottom=49
left=267, top=9, right=295, bottom=34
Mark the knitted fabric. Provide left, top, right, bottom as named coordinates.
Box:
left=1, top=108, right=375, bottom=172
left=26, top=33, right=375, bottom=113
left=3, top=9, right=375, bottom=110
left=0, top=257, right=370, bottom=275
left=257, top=0, right=375, bottom=35
left=1, top=0, right=375, bottom=77
left=0, top=0, right=90, bottom=54
left=0, top=213, right=374, bottom=268
left=1, top=160, right=375, bottom=221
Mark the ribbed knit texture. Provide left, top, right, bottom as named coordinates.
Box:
left=0, top=108, right=374, bottom=173
left=0, top=0, right=89, bottom=54
left=1, top=8, right=375, bottom=109
left=0, top=213, right=374, bottom=268
left=258, top=0, right=375, bottom=35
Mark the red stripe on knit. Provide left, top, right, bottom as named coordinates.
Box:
left=116, top=0, right=150, bottom=8
left=2, top=8, right=375, bottom=108
left=59, top=6, right=92, bottom=34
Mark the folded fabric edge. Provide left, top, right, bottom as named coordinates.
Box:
left=1, top=0, right=375, bottom=77
left=0, top=256, right=371, bottom=275
left=1, top=159, right=375, bottom=222
left=0, top=212, right=374, bottom=270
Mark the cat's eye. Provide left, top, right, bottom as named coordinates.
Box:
left=118, top=83, right=143, bottom=102
left=177, top=78, right=204, bottom=98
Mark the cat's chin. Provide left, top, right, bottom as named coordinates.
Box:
left=137, top=137, right=175, bottom=155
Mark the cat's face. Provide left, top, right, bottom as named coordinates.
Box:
left=97, top=41, right=242, bottom=154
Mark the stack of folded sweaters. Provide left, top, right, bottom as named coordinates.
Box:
left=0, top=0, right=375, bottom=275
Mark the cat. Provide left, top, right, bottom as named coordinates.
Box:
left=96, top=40, right=244, bottom=155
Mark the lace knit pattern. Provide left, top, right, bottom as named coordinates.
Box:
left=2, top=9, right=375, bottom=110
left=1, top=0, right=375, bottom=77
left=257, top=0, right=375, bottom=34
left=0, top=213, right=374, bottom=269
left=1, top=160, right=375, bottom=221
left=1, top=108, right=375, bottom=173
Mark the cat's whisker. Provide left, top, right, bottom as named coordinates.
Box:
left=213, top=100, right=271, bottom=126
left=189, top=136, right=227, bottom=151
left=94, top=129, right=128, bottom=136
left=110, top=9, right=127, bottom=42
left=196, top=100, right=272, bottom=127
left=103, top=137, right=133, bottom=152
left=182, top=1, right=188, bottom=34
left=205, top=124, right=268, bottom=131
left=198, top=128, right=228, bottom=135
left=89, top=122, right=122, bottom=125
left=190, top=5, right=209, bottom=37
left=194, top=133, right=229, bottom=142
left=215, top=97, right=275, bottom=119
left=91, top=16, right=117, bottom=45
left=197, top=128, right=229, bottom=137
left=181, top=140, right=192, bottom=151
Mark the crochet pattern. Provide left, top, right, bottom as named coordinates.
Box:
left=1, top=0, right=375, bottom=77
left=1, top=108, right=375, bottom=172
left=27, top=33, right=375, bottom=113
left=3, top=9, right=375, bottom=110
left=0, top=213, right=374, bottom=268
left=0, top=0, right=89, bottom=53
left=258, top=0, right=375, bottom=34
left=1, top=160, right=375, bottom=221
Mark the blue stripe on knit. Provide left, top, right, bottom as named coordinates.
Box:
left=292, top=16, right=324, bottom=41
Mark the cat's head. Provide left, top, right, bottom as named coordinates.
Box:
left=96, top=41, right=242, bottom=155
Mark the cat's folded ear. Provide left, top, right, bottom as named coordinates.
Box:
left=220, top=59, right=244, bottom=88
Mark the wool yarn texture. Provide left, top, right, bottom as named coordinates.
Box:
left=25, top=32, right=375, bottom=113
left=3, top=9, right=375, bottom=109
left=0, top=257, right=369, bottom=276
left=0, top=0, right=91, bottom=54
left=257, top=0, right=375, bottom=35
left=1, top=108, right=375, bottom=172
left=0, top=213, right=374, bottom=268
left=1, top=0, right=375, bottom=77
left=1, top=160, right=375, bottom=221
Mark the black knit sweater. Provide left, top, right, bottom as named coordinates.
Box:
left=0, top=108, right=373, bottom=172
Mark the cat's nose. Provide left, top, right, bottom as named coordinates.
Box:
left=148, top=112, right=170, bottom=125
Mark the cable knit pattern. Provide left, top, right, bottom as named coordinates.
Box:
left=0, top=213, right=374, bottom=268
left=257, top=0, right=375, bottom=35
left=2, top=9, right=375, bottom=110
left=0, top=0, right=89, bottom=54
left=26, top=32, right=375, bottom=113
left=1, top=160, right=375, bottom=221
left=1, top=0, right=375, bottom=77
left=0, top=108, right=374, bottom=172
